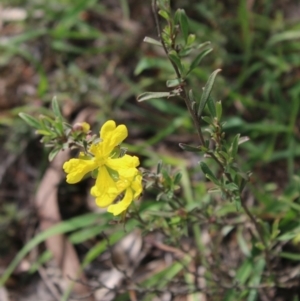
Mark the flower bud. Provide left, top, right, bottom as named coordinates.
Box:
left=72, top=122, right=90, bottom=133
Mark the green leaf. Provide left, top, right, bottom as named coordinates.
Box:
left=237, top=229, right=251, bottom=257
left=29, top=250, right=53, bottom=274
left=238, top=136, right=250, bottom=145
left=143, top=36, right=162, bottom=47
left=48, top=147, right=61, bottom=162
left=271, top=219, right=280, bottom=239
left=51, top=96, right=63, bottom=121
left=187, top=34, right=196, bottom=46
left=196, top=41, right=211, bottom=50
left=201, top=116, right=212, bottom=124
left=233, top=196, right=242, bottom=211
left=255, top=242, right=265, bottom=250
left=51, top=40, right=85, bottom=54
left=168, top=50, right=183, bottom=74
left=268, top=30, right=300, bottom=46
left=158, top=9, right=169, bottom=20
left=224, top=182, right=239, bottom=192
left=39, top=115, right=55, bottom=128
left=216, top=100, right=222, bottom=121
left=36, top=129, right=52, bottom=136
left=187, top=48, right=212, bottom=75
left=54, top=120, right=64, bottom=136
left=200, top=161, right=219, bottom=184
left=235, top=259, right=252, bottom=284
left=247, top=258, right=265, bottom=301
left=179, top=143, right=201, bottom=152
left=142, top=255, right=191, bottom=289
left=197, top=69, right=221, bottom=117
left=137, top=91, right=173, bottom=102
left=83, top=231, right=126, bottom=265
left=178, top=9, right=189, bottom=43
left=134, top=56, right=172, bottom=75
left=157, top=160, right=163, bottom=174
left=19, top=113, right=40, bottom=129
left=166, top=78, right=182, bottom=87
left=69, top=224, right=108, bottom=244
left=173, top=172, right=182, bottom=185
left=230, top=134, right=240, bottom=158
left=277, top=227, right=300, bottom=241
left=279, top=252, right=300, bottom=261
left=207, top=96, right=216, bottom=117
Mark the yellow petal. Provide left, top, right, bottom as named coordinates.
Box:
left=100, top=120, right=116, bottom=139
left=91, top=166, right=120, bottom=207
left=131, top=174, right=143, bottom=198
left=81, top=122, right=90, bottom=133
left=100, top=120, right=128, bottom=156
left=107, top=188, right=134, bottom=216
left=107, top=155, right=139, bottom=170
left=107, top=174, right=143, bottom=216
left=63, top=158, right=97, bottom=184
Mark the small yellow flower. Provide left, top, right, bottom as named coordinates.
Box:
left=72, top=122, right=90, bottom=133
left=63, top=120, right=142, bottom=215
left=81, top=122, right=90, bottom=133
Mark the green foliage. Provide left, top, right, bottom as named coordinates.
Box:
left=2, top=0, right=300, bottom=300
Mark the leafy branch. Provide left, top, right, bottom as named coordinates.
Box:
left=138, top=0, right=274, bottom=282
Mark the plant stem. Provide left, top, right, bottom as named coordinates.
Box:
left=151, top=0, right=205, bottom=146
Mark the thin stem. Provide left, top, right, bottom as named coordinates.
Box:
left=210, top=151, right=273, bottom=277
left=151, top=0, right=205, bottom=146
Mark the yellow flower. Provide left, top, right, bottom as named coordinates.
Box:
left=63, top=120, right=142, bottom=215
left=81, top=122, right=90, bottom=133
left=72, top=122, right=90, bottom=133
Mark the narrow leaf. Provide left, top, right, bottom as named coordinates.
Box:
left=187, top=48, right=212, bottom=75
left=216, top=100, right=222, bottom=121
left=201, top=116, right=212, bottom=124
left=207, top=96, right=216, bottom=117
left=196, top=41, right=211, bottom=50
left=168, top=50, right=183, bottom=74
left=279, top=252, right=300, bottom=261
left=143, top=36, right=162, bottom=47
left=19, top=113, right=40, bottom=129
left=197, top=69, right=221, bottom=117
left=230, top=134, right=240, bottom=158
left=48, top=147, right=61, bottom=161
left=36, top=129, right=52, bottom=136
left=268, top=30, right=300, bottom=46
left=247, top=258, right=265, bottom=301
left=51, top=96, right=63, bottom=120
left=235, top=259, right=252, bottom=284
left=158, top=9, right=169, bottom=20
left=178, top=9, right=189, bottom=43
left=200, top=161, right=219, bottom=184
left=187, top=34, right=196, bottom=46
left=137, top=91, right=171, bottom=102
left=173, top=172, right=182, bottom=185
left=238, top=136, right=250, bottom=145
left=179, top=143, right=201, bottom=152
left=166, top=78, right=182, bottom=88
left=157, top=160, right=163, bottom=174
